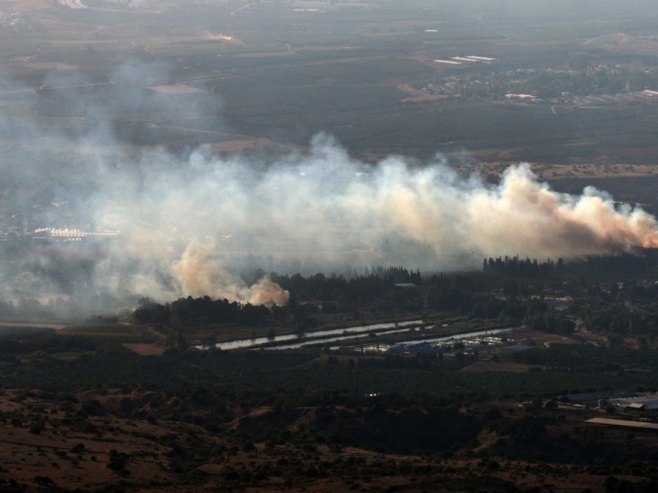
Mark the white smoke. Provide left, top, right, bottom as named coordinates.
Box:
left=2, top=63, right=658, bottom=314
left=92, top=133, right=658, bottom=297
left=171, top=238, right=289, bottom=306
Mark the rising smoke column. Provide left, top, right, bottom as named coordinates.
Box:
left=465, top=165, right=658, bottom=256
left=2, top=61, right=658, bottom=312
left=171, top=238, right=289, bottom=305
left=83, top=133, right=658, bottom=309
left=4, top=130, right=658, bottom=311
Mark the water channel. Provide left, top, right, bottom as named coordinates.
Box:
left=195, top=321, right=522, bottom=352
left=196, top=320, right=423, bottom=351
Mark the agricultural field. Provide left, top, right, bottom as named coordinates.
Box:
left=2, top=0, right=658, bottom=173
left=2, top=324, right=658, bottom=491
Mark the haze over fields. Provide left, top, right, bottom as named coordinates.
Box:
left=3, top=0, right=658, bottom=314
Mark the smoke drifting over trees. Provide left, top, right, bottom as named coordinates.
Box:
left=1, top=63, right=657, bottom=314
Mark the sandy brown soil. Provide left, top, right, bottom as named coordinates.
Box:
left=397, top=83, right=449, bottom=103
left=0, top=390, right=176, bottom=490
left=454, top=161, right=658, bottom=181
left=122, top=343, right=165, bottom=356
left=0, top=388, right=654, bottom=492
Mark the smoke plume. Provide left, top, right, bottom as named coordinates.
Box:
left=1, top=63, right=658, bottom=317
left=172, top=239, right=289, bottom=306
left=79, top=134, right=658, bottom=305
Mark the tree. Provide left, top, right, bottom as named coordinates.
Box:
left=165, top=332, right=188, bottom=352
left=107, top=449, right=129, bottom=474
